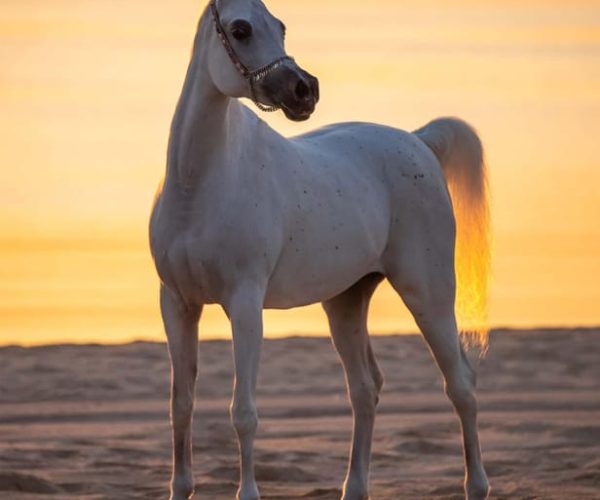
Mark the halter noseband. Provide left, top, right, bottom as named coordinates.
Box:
left=209, top=0, right=293, bottom=112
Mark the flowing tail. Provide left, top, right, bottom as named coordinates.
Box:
left=414, top=117, right=491, bottom=348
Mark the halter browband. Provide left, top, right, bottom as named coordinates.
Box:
left=209, top=0, right=293, bottom=112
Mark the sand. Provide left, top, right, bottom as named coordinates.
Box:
left=1, top=328, right=599, bottom=499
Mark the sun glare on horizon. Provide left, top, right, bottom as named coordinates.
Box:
left=0, top=0, right=599, bottom=345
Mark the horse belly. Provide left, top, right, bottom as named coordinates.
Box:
left=264, top=199, right=389, bottom=308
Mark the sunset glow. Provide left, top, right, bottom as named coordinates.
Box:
left=1, top=0, right=599, bottom=345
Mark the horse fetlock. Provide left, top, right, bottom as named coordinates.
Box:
left=237, top=482, right=260, bottom=500
left=342, top=475, right=369, bottom=500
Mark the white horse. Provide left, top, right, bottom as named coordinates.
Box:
left=150, top=1, right=491, bottom=499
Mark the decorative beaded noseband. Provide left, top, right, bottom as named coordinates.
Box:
left=209, top=0, right=293, bottom=112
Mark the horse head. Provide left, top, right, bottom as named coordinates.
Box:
left=204, top=0, right=319, bottom=121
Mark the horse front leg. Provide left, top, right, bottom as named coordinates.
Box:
left=225, top=285, right=265, bottom=500
left=160, top=286, right=202, bottom=500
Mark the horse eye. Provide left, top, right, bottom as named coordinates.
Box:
left=230, top=20, right=253, bottom=40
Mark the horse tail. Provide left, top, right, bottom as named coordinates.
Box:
left=414, top=117, right=491, bottom=349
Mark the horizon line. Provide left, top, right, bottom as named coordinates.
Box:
left=2, top=325, right=599, bottom=349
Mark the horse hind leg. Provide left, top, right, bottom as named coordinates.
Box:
left=322, top=273, right=385, bottom=500
left=383, top=233, right=490, bottom=500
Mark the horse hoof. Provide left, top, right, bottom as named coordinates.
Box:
left=341, top=494, right=369, bottom=500
left=170, top=492, right=193, bottom=500
left=341, top=478, right=369, bottom=500
left=170, top=476, right=194, bottom=500
left=341, top=493, right=369, bottom=500
left=465, top=474, right=490, bottom=500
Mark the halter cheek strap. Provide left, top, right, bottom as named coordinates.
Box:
left=209, top=0, right=293, bottom=112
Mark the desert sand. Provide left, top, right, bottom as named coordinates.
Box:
left=1, top=328, right=599, bottom=499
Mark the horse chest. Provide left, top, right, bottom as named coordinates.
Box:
left=150, top=189, right=219, bottom=304
left=150, top=186, right=276, bottom=305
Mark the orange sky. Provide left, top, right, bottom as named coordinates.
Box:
left=1, top=0, right=599, bottom=345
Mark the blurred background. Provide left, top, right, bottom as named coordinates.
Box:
left=1, top=0, right=599, bottom=345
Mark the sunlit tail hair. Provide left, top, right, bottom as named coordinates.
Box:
left=415, top=118, right=491, bottom=349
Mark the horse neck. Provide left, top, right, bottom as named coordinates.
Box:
left=166, top=19, right=246, bottom=186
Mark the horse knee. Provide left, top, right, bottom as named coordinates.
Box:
left=231, top=402, right=258, bottom=438
left=171, top=363, right=197, bottom=417
left=171, top=391, right=194, bottom=426
left=349, top=378, right=378, bottom=416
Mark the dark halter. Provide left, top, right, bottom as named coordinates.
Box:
left=209, top=0, right=293, bottom=112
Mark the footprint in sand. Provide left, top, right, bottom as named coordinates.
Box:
left=208, top=463, right=319, bottom=482
left=0, top=472, right=62, bottom=494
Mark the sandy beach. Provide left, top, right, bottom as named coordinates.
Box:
left=1, top=328, right=598, bottom=499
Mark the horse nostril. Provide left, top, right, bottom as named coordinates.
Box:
left=294, top=79, right=310, bottom=100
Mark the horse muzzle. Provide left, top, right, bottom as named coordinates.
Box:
left=258, top=64, right=320, bottom=121
left=282, top=71, right=319, bottom=121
